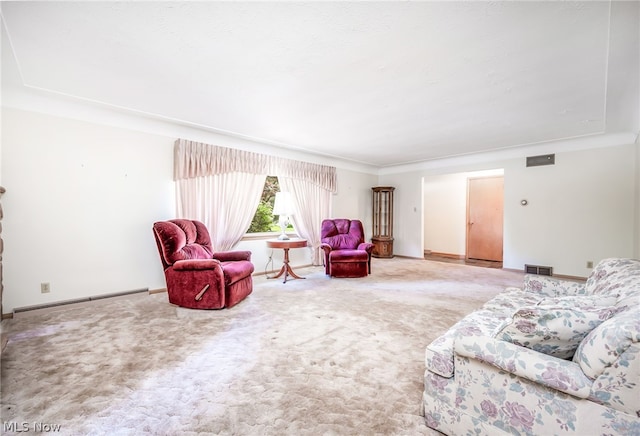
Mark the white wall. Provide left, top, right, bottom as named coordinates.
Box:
left=332, top=168, right=379, bottom=231
left=2, top=107, right=638, bottom=314
left=2, top=109, right=174, bottom=312
left=376, top=172, right=425, bottom=259
left=636, top=137, right=640, bottom=258
left=504, top=144, right=636, bottom=275
left=423, top=173, right=467, bottom=255
left=383, top=141, right=638, bottom=277
left=0, top=108, right=376, bottom=314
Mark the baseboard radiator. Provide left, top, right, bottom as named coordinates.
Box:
left=524, top=264, right=553, bottom=276
left=13, top=288, right=149, bottom=314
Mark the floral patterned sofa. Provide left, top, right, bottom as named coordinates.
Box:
left=421, top=258, right=640, bottom=435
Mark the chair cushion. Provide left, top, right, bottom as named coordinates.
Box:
left=154, top=220, right=213, bottom=264
left=324, top=234, right=362, bottom=250
left=221, top=260, right=255, bottom=285
left=321, top=219, right=366, bottom=250
left=330, top=261, right=368, bottom=278
left=330, top=250, right=368, bottom=263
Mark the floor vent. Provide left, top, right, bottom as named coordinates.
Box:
left=526, top=154, right=555, bottom=167
left=524, top=264, right=553, bottom=276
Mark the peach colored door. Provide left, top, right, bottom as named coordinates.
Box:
left=466, top=176, right=504, bottom=262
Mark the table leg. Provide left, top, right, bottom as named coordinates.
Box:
left=269, top=248, right=306, bottom=283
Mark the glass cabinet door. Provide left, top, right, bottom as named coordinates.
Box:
left=371, top=187, right=394, bottom=258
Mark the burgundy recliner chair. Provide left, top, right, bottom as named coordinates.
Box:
left=320, top=219, right=374, bottom=278
left=152, top=219, right=254, bottom=309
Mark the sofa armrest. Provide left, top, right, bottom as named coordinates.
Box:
left=173, top=259, right=222, bottom=271
left=523, top=274, right=586, bottom=297
left=320, top=243, right=332, bottom=254
left=212, top=250, right=252, bottom=262
left=455, top=336, right=592, bottom=398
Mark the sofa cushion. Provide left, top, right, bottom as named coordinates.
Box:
left=481, top=289, right=542, bottom=312
left=589, top=343, right=640, bottom=416
left=536, top=295, right=618, bottom=308
left=523, top=274, right=587, bottom=297
left=585, top=258, right=640, bottom=299
left=573, top=305, right=640, bottom=379
left=494, top=305, right=621, bottom=359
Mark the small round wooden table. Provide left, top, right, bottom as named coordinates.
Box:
left=266, top=238, right=307, bottom=283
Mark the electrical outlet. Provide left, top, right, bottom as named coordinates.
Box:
left=586, top=261, right=594, bottom=269
left=41, top=282, right=50, bottom=293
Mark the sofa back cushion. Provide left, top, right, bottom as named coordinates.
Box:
left=536, top=295, right=618, bottom=308
left=573, top=306, right=640, bottom=379
left=494, top=305, right=620, bottom=359
left=585, top=258, right=640, bottom=301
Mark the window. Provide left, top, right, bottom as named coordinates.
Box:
left=246, top=176, right=287, bottom=234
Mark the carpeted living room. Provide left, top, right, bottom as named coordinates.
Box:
left=1, top=258, right=526, bottom=435
left=1, top=1, right=640, bottom=435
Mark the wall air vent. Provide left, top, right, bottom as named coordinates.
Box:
left=524, top=264, right=553, bottom=276
left=526, top=154, right=555, bottom=167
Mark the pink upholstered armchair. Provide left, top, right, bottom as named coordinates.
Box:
left=152, top=219, right=254, bottom=309
left=320, top=219, right=374, bottom=278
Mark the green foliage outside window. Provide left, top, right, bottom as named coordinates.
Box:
left=247, top=176, right=281, bottom=233
left=247, top=202, right=275, bottom=233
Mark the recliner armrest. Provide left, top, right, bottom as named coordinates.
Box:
left=173, top=259, right=221, bottom=271
left=212, top=251, right=252, bottom=262
left=358, top=242, right=374, bottom=254
left=320, top=243, right=332, bottom=254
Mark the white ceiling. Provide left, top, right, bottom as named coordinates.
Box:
left=1, top=1, right=638, bottom=167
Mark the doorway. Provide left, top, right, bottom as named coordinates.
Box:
left=423, top=170, right=504, bottom=267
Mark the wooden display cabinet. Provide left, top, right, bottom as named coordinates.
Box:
left=371, top=186, right=395, bottom=258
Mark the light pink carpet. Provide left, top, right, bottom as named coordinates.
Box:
left=1, top=257, right=523, bottom=435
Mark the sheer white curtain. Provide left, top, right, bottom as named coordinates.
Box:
left=174, top=138, right=337, bottom=255
left=176, top=173, right=266, bottom=252
left=279, top=177, right=332, bottom=265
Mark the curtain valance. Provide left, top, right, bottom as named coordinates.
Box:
left=174, top=139, right=337, bottom=193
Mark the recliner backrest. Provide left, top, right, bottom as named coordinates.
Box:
left=153, top=219, right=214, bottom=268
left=321, top=219, right=365, bottom=250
